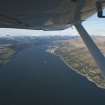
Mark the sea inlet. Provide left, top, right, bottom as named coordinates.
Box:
left=0, top=45, right=105, bottom=105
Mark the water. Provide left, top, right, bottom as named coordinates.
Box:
left=0, top=46, right=105, bottom=105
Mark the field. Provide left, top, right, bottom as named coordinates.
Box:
left=0, top=46, right=16, bottom=64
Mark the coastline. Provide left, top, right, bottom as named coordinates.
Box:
left=46, top=48, right=105, bottom=90
left=59, top=55, right=105, bottom=90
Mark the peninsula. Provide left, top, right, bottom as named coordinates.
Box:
left=48, top=36, right=105, bottom=89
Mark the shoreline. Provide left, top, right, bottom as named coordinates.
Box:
left=59, top=55, right=105, bottom=90
left=46, top=48, right=105, bottom=90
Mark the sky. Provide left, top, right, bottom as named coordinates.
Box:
left=0, top=11, right=105, bottom=37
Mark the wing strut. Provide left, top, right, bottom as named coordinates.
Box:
left=75, top=22, right=105, bottom=77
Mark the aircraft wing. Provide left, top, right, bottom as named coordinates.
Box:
left=0, top=0, right=105, bottom=30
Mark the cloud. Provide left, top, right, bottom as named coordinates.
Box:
left=0, top=27, right=78, bottom=37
